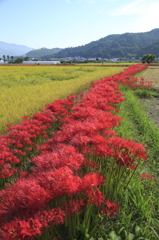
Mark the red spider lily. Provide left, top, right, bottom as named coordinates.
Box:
left=0, top=178, right=52, bottom=223
left=101, top=200, right=119, bottom=217
left=107, top=137, right=147, bottom=168
left=141, top=174, right=156, bottom=180
left=92, top=139, right=114, bottom=158
left=0, top=168, right=18, bottom=178
left=22, top=115, right=29, bottom=119
left=0, top=110, right=55, bottom=180
left=81, top=172, right=106, bottom=191
left=82, top=160, right=99, bottom=170
left=0, top=207, right=65, bottom=240
left=76, top=83, right=125, bottom=111
left=0, top=218, right=43, bottom=240
left=63, top=106, right=121, bottom=129
left=31, top=144, right=84, bottom=172
left=26, top=147, right=32, bottom=151
left=36, top=167, right=82, bottom=198
left=46, top=94, right=77, bottom=119
left=35, top=207, right=65, bottom=227
left=0, top=167, right=82, bottom=226
left=85, top=189, right=105, bottom=207
left=63, top=198, right=85, bottom=215
left=19, top=171, right=28, bottom=178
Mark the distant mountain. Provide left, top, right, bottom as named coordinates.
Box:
left=26, top=48, right=62, bottom=59
left=0, top=41, right=34, bottom=57
left=43, top=28, right=159, bottom=59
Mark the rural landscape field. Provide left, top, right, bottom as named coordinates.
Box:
left=0, top=65, right=123, bottom=133
left=139, top=66, right=159, bottom=87
left=0, top=64, right=159, bottom=240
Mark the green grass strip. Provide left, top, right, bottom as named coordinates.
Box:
left=118, top=86, right=159, bottom=175
left=95, top=86, right=159, bottom=239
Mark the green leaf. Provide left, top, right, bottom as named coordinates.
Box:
left=85, top=233, right=90, bottom=239
left=135, top=225, right=141, bottom=233
left=109, top=231, right=121, bottom=240
left=128, top=233, right=135, bottom=240
left=149, top=227, right=159, bottom=239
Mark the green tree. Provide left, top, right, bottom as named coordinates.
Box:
left=14, top=57, right=24, bottom=64
left=7, top=55, right=10, bottom=63
left=141, top=53, right=156, bottom=64
left=11, top=56, right=14, bottom=62
left=23, top=56, right=29, bottom=61
left=3, top=55, right=6, bottom=63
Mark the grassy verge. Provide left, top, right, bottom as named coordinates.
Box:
left=94, top=86, right=159, bottom=239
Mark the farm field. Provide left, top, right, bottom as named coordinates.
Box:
left=139, top=66, right=159, bottom=87
left=0, top=65, right=123, bottom=133
left=75, top=62, right=137, bottom=66
left=136, top=66, right=159, bottom=133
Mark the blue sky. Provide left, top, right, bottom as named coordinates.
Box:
left=0, top=0, right=159, bottom=49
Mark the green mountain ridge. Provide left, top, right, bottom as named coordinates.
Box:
left=26, top=48, right=62, bottom=59
left=26, top=29, right=159, bottom=59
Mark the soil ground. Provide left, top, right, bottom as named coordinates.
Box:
left=138, top=66, right=159, bottom=128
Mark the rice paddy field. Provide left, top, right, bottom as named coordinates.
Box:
left=139, top=65, right=159, bottom=87
left=0, top=65, right=123, bottom=133
left=75, top=62, right=137, bottom=66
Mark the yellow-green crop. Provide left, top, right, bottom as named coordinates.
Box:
left=75, top=62, right=136, bottom=66
left=0, top=65, right=123, bottom=133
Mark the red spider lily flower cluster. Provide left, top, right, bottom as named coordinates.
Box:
left=0, top=95, right=77, bottom=180
left=100, top=200, right=119, bottom=217
left=0, top=109, right=55, bottom=179
left=107, top=64, right=153, bottom=89
left=0, top=64, right=151, bottom=239
left=141, top=174, right=156, bottom=180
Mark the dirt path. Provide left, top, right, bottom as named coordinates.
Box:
left=140, top=97, right=159, bottom=128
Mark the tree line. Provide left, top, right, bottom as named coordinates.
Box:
left=1, top=54, right=156, bottom=64
left=2, top=55, right=29, bottom=64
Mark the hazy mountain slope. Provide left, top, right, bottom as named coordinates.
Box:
left=0, top=41, right=34, bottom=57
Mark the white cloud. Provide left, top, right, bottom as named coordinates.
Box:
left=65, top=0, right=71, bottom=3
left=113, top=0, right=149, bottom=16
left=112, top=0, right=159, bottom=33
left=77, top=0, right=117, bottom=3
left=134, top=2, right=159, bottom=31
